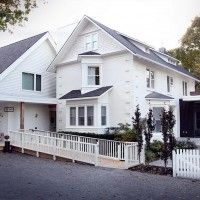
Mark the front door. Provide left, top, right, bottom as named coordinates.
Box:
left=0, top=105, right=8, bottom=135
left=50, top=111, right=56, bottom=132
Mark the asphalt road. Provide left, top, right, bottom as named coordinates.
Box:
left=0, top=152, right=200, bottom=200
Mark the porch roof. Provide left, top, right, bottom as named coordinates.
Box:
left=145, top=91, right=174, bottom=100
left=59, top=86, right=113, bottom=100
left=0, top=94, right=57, bottom=104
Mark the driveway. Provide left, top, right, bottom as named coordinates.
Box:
left=0, top=152, right=200, bottom=200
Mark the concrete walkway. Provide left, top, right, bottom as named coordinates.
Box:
left=0, top=152, right=200, bottom=200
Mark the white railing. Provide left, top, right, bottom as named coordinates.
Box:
left=124, top=144, right=145, bottom=169
left=20, top=130, right=137, bottom=160
left=10, top=130, right=99, bottom=165
left=173, top=149, right=200, bottom=180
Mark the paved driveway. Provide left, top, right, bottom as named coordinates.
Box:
left=0, top=152, right=200, bottom=200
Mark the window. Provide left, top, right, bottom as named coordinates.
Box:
left=168, top=58, right=177, bottom=65
left=167, top=76, right=173, bottom=93
left=146, top=69, right=154, bottom=89
left=153, top=107, right=162, bottom=132
left=78, top=107, right=85, bottom=126
left=22, top=72, right=41, bottom=91
left=70, top=107, right=76, bottom=126
left=182, top=81, right=188, bottom=96
left=88, top=66, right=100, bottom=85
left=87, top=106, right=94, bottom=126
left=85, top=33, right=98, bottom=51
left=101, top=106, right=107, bottom=126
left=195, top=112, right=200, bottom=130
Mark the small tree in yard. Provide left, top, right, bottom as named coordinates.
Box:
left=144, top=109, right=155, bottom=151
left=160, top=108, right=170, bottom=171
left=132, top=105, right=143, bottom=163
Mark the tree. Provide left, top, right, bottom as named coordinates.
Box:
left=144, top=109, right=155, bottom=150
left=0, top=0, right=39, bottom=31
left=168, top=16, right=200, bottom=82
left=132, top=105, right=143, bottom=163
left=160, top=108, right=170, bottom=171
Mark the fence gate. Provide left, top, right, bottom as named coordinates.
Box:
left=173, top=149, right=200, bottom=179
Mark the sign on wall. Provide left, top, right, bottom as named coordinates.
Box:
left=4, top=107, right=14, bottom=112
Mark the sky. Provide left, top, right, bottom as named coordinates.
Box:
left=0, top=0, right=199, bottom=50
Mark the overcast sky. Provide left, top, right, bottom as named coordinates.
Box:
left=0, top=0, right=199, bottom=49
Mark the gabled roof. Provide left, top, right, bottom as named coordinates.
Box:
left=79, top=51, right=101, bottom=56
left=145, top=92, right=174, bottom=100
left=0, top=32, right=47, bottom=74
left=60, top=86, right=112, bottom=100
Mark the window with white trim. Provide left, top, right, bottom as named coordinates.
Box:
left=22, top=72, right=41, bottom=91
left=87, top=106, right=94, bottom=126
left=167, top=76, right=173, bottom=93
left=182, top=81, right=188, bottom=96
left=153, top=107, right=162, bottom=132
left=78, top=107, right=85, bottom=126
left=146, top=69, right=154, bottom=89
left=101, top=106, right=107, bottom=126
left=88, top=66, right=100, bottom=85
left=85, top=33, right=98, bottom=51
left=70, top=107, right=76, bottom=126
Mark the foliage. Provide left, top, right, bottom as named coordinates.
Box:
left=175, top=139, right=197, bottom=150
left=145, top=140, right=163, bottom=163
left=60, top=123, right=137, bottom=142
left=132, top=105, right=144, bottom=162
left=0, top=0, right=39, bottom=31
left=144, top=109, right=155, bottom=150
left=167, top=16, right=200, bottom=86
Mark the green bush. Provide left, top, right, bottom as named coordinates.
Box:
left=59, top=123, right=137, bottom=142
left=145, top=150, right=157, bottom=163
left=175, top=139, right=197, bottom=149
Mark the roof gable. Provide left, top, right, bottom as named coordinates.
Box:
left=145, top=92, right=174, bottom=100
left=0, top=32, right=47, bottom=74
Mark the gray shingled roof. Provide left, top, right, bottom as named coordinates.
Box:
left=79, top=51, right=101, bottom=56
left=0, top=32, right=47, bottom=74
left=60, top=86, right=112, bottom=100
left=86, top=16, right=198, bottom=80
left=145, top=92, right=174, bottom=100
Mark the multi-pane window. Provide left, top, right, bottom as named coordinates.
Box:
left=153, top=107, right=162, bottom=132
left=182, top=81, right=188, bottom=96
left=101, top=106, right=107, bottom=126
left=167, top=76, right=173, bottom=93
left=85, top=33, right=98, bottom=51
left=88, top=66, right=100, bottom=85
left=146, top=69, right=155, bottom=89
left=78, top=107, right=85, bottom=126
left=22, top=72, right=41, bottom=91
left=87, top=106, right=94, bottom=126
left=70, top=107, right=76, bottom=126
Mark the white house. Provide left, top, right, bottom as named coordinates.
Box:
left=0, top=32, right=58, bottom=133
left=49, top=15, right=199, bottom=140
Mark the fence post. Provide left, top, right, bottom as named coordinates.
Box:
left=118, top=143, right=121, bottom=160
left=95, top=142, right=99, bottom=166
left=53, top=137, right=56, bottom=161
left=172, top=150, right=176, bottom=177
left=21, top=131, right=24, bottom=153
left=140, top=145, right=145, bottom=164
left=124, top=145, right=128, bottom=169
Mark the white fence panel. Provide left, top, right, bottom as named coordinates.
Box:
left=173, top=149, right=200, bottom=180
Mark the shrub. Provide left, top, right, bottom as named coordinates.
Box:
left=145, top=150, right=157, bottom=163
left=175, top=139, right=197, bottom=149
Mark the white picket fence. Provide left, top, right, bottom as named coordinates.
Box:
left=173, top=149, right=200, bottom=179
left=9, top=130, right=143, bottom=169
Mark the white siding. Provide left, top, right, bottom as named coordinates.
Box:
left=0, top=39, right=56, bottom=98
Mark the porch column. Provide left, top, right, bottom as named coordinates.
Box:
left=20, top=102, right=25, bottom=130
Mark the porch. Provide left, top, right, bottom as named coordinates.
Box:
left=0, top=95, right=57, bottom=136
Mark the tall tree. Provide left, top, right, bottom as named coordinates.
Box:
left=0, top=0, right=39, bottom=31
left=132, top=105, right=143, bottom=163
left=168, top=16, right=200, bottom=80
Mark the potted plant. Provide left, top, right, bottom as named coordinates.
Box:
left=3, top=135, right=11, bottom=153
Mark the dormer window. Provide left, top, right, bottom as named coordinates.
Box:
left=88, top=66, right=100, bottom=85
left=85, top=33, right=98, bottom=51
left=145, top=47, right=150, bottom=53
left=168, top=58, right=177, bottom=65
